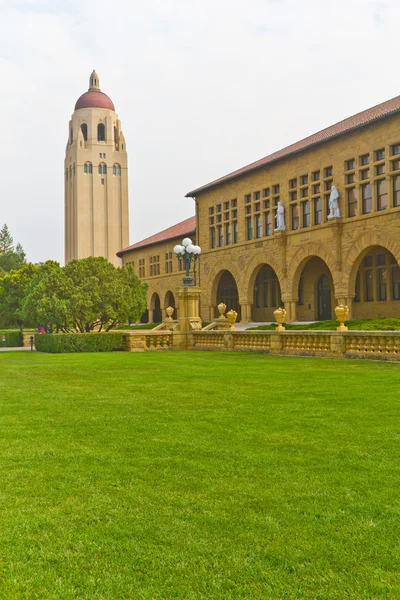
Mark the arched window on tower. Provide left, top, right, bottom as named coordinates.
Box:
left=84, top=162, right=93, bottom=174
left=113, top=164, right=121, bottom=175
left=81, top=123, right=88, bottom=141
left=97, top=123, right=105, bottom=142
left=114, top=126, right=119, bottom=150
left=88, top=163, right=92, bottom=174
left=98, top=163, right=107, bottom=175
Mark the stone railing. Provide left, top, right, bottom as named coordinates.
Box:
left=191, top=330, right=400, bottom=361
left=122, top=331, right=172, bottom=352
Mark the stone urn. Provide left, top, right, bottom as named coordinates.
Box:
left=226, top=309, right=238, bottom=330
left=273, top=307, right=286, bottom=331
left=335, top=304, right=349, bottom=331
left=165, top=306, right=174, bottom=321
left=217, top=302, right=227, bottom=319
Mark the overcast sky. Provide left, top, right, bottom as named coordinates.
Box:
left=0, top=0, right=398, bottom=263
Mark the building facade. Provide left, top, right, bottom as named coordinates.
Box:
left=65, top=71, right=129, bottom=266
left=119, top=95, right=400, bottom=323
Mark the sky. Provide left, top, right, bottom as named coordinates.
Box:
left=0, top=0, right=398, bottom=263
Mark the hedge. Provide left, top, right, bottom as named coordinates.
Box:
left=0, top=330, right=23, bottom=347
left=35, top=332, right=123, bottom=353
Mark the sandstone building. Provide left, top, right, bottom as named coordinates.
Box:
left=65, top=71, right=129, bottom=266
left=121, top=95, right=400, bottom=323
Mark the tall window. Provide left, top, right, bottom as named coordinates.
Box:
left=393, top=175, right=400, bottom=207
left=81, top=124, right=88, bottom=141
left=218, top=225, right=223, bottom=247
left=210, top=228, right=216, bottom=249
left=225, top=222, right=231, bottom=245
left=98, top=163, right=107, bottom=175
left=246, top=217, right=253, bottom=241
left=377, top=179, right=388, bottom=210
left=113, top=164, right=121, bottom=175
left=361, top=183, right=372, bottom=214
left=291, top=204, right=299, bottom=230
left=302, top=201, right=310, bottom=227
left=255, top=214, right=262, bottom=238
left=314, top=197, right=322, bottom=225
left=365, top=269, right=373, bottom=301
left=393, top=266, right=400, bottom=300
left=265, top=212, right=272, bottom=236
left=348, top=188, right=358, bottom=217
left=378, top=268, right=387, bottom=300
left=97, top=123, right=105, bottom=142
left=84, top=162, right=92, bottom=174
left=233, top=222, right=238, bottom=244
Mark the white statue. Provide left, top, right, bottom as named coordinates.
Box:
left=328, top=185, right=341, bottom=219
left=275, top=201, right=286, bottom=231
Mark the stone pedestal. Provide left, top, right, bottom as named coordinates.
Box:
left=173, top=286, right=202, bottom=349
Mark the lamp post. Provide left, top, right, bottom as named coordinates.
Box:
left=173, top=238, right=201, bottom=287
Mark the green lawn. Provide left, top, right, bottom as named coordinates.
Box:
left=0, top=352, right=399, bottom=599
left=248, top=317, right=400, bottom=331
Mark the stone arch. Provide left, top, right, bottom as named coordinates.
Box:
left=149, top=291, right=162, bottom=322
left=343, top=229, right=400, bottom=297
left=243, top=252, right=285, bottom=304
left=206, top=259, right=242, bottom=304
left=164, top=290, right=176, bottom=318
left=286, top=242, right=339, bottom=299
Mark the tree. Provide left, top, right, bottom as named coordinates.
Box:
left=0, top=263, right=38, bottom=329
left=23, top=257, right=148, bottom=332
left=0, top=224, right=13, bottom=253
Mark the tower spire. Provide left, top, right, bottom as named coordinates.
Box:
left=89, top=70, right=100, bottom=90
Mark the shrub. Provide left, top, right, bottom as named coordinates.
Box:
left=35, top=332, right=123, bottom=353
left=0, top=329, right=23, bottom=347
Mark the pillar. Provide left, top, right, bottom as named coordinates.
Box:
left=148, top=308, right=154, bottom=323
left=239, top=301, right=252, bottom=324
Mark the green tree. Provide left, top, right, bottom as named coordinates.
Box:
left=0, top=224, right=14, bottom=253
left=23, top=257, right=147, bottom=332
left=0, top=263, right=38, bottom=329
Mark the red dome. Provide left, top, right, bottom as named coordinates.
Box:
left=75, top=90, right=115, bottom=111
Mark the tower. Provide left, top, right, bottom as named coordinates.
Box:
left=64, top=70, right=129, bottom=266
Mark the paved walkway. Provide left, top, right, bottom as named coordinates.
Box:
left=0, top=347, right=34, bottom=352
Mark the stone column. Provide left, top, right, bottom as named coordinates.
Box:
left=239, top=301, right=252, bottom=324
left=281, top=297, right=297, bottom=323
left=148, top=308, right=154, bottom=323
left=209, top=305, right=216, bottom=322
left=177, top=286, right=202, bottom=333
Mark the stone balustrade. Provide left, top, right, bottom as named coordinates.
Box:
left=122, top=331, right=172, bottom=352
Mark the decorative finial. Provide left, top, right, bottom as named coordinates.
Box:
left=89, top=70, right=100, bottom=90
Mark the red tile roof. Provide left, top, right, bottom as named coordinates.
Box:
left=117, top=216, right=196, bottom=256
left=186, top=94, right=400, bottom=196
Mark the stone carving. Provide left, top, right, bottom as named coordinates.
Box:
left=203, top=262, right=210, bottom=276
left=238, top=255, right=246, bottom=271
left=275, top=202, right=286, bottom=231
left=328, top=185, right=341, bottom=218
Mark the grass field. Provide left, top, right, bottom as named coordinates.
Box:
left=0, top=352, right=399, bottom=599
left=248, top=317, right=400, bottom=331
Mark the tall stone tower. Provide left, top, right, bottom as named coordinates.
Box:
left=64, top=70, right=129, bottom=266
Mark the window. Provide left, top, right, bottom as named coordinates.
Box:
left=217, top=214, right=222, bottom=223
left=263, top=199, right=270, bottom=209
left=265, top=212, right=272, bottom=236
left=245, top=194, right=251, bottom=203
left=347, top=188, right=358, bottom=217
left=218, top=225, right=223, bottom=247
left=393, top=175, right=400, bottom=207
left=225, top=222, right=231, bottom=244
left=391, top=143, right=400, bottom=156
left=346, top=159, right=355, bottom=170
left=289, top=178, right=297, bottom=189
left=324, top=166, right=333, bottom=177
left=81, top=123, right=88, bottom=141
left=375, top=148, right=385, bottom=161
left=101, top=178, right=105, bottom=185
left=209, top=207, right=214, bottom=215
left=210, top=228, right=216, bottom=248
left=216, top=204, right=222, bottom=212
left=290, top=191, right=297, bottom=201
left=113, top=164, right=121, bottom=175
left=224, top=201, right=230, bottom=210
left=165, top=252, right=173, bottom=274
left=360, top=168, right=370, bottom=180
left=377, top=254, right=386, bottom=266
left=273, top=184, right=280, bottom=195
left=355, top=272, right=361, bottom=302
left=300, top=175, right=308, bottom=185
left=391, top=159, right=400, bottom=171
left=84, top=162, right=92, bottom=174
left=312, top=170, right=320, bottom=181
left=364, top=255, right=373, bottom=267
left=360, top=154, right=370, bottom=166
left=313, top=184, right=320, bottom=194
left=231, top=199, right=237, bottom=207
left=263, top=188, right=270, bottom=197
left=378, top=268, right=387, bottom=300
left=365, top=269, right=373, bottom=301
left=324, top=181, right=332, bottom=191
left=346, top=173, right=355, bottom=184
left=139, top=258, right=145, bottom=278
left=233, top=222, right=238, bottom=243
left=297, top=276, right=304, bottom=305
left=224, top=211, right=229, bottom=221
left=98, top=164, right=106, bottom=175
left=254, top=191, right=260, bottom=201
left=392, top=267, right=400, bottom=300
left=302, top=201, right=310, bottom=227
left=255, top=214, right=262, bottom=238
left=301, top=187, right=308, bottom=198
left=84, top=164, right=88, bottom=174
left=314, top=197, right=322, bottom=225
left=361, top=183, right=372, bottom=214
left=254, top=203, right=260, bottom=212
left=246, top=217, right=253, bottom=240
left=97, top=123, right=105, bottom=142
left=375, top=164, right=385, bottom=175
left=291, top=204, right=299, bottom=230
left=377, top=179, right=388, bottom=210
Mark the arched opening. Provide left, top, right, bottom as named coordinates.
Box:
left=81, top=123, right=88, bottom=141
left=151, top=293, right=162, bottom=323
left=164, top=291, right=176, bottom=318
left=97, top=123, right=105, bottom=142
left=140, top=309, right=149, bottom=324
left=351, top=246, right=400, bottom=319
left=295, top=257, right=335, bottom=321
left=215, top=270, right=240, bottom=319
left=114, top=126, right=119, bottom=149
left=251, top=264, right=282, bottom=321
left=317, top=274, right=331, bottom=320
